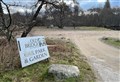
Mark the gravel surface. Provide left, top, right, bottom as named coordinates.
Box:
left=29, top=28, right=120, bottom=82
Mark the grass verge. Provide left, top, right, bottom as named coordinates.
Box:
left=101, top=37, right=120, bottom=49
left=0, top=38, right=96, bottom=82
left=33, top=26, right=109, bottom=31
left=78, top=26, right=109, bottom=31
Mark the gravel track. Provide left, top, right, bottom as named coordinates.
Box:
left=30, top=28, right=120, bottom=82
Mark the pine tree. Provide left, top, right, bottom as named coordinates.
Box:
left=100, top=0, right=113, bottom=27
left=104, top=0, right=111, bottom=9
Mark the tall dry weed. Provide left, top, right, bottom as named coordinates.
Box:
left=0, top=39, right=20, bottom=72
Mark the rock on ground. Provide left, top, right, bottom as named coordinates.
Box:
left=48, top=64, right=80, bottom=79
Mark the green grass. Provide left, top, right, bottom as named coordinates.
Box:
left=34, top=26, right=109, bottom=31
left=78, top=26, right=109, bottom=31
left=101, top=37, right=120, bottom=49
left=0, top=39, right=96, bottom=82
left=65, top=26, right=109, bottom=31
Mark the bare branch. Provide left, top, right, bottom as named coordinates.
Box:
left=1, top=0, right=12, bottom=29
left=44, top=1, right=60, bottom=9
left=21, top=0, right=45, bottom=37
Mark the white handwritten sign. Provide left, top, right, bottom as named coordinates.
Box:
left=17, top=36, right=50, bottom=67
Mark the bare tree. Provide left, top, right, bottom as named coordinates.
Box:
left=0, top=0, right=60, bottom=40
left=21, top=0, right=59, bottom=37
left=0, top=0, right=12, bottom=41
left=45, top=1, right=72, bottom=29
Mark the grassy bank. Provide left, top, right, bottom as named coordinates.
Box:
left=0, top=38, right=96, bottom=82
left=33, top=26, right=109, bottom=31
left=78, top=26, right=109, bottom=31
left=101, top=37, right=120, bottom=49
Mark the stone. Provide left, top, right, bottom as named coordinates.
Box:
left=47, top=24, right=54, bottom=28
left=48, top=64, right=80, bottom=79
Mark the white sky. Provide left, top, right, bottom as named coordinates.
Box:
left=97, top=0, right=106, bottom=3
left=3, top=0, right=120, bottom=14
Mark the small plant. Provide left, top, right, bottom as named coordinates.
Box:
left=115, top=39, right=120, bottom=42
left=102, top=37, right=108, bottom=40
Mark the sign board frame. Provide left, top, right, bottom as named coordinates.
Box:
left=17, top=36, right=50, bottom=67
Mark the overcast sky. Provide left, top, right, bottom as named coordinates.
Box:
left=2, top=0, right=120, bottom=14
left=78, top=0, right=120, bottom=9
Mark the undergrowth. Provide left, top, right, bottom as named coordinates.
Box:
left=0, top=38, right=96, bottom=82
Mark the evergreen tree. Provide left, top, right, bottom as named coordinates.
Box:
left=104, top=0, right=111, bottom=9
left=100, top=0, right=113, bottom=27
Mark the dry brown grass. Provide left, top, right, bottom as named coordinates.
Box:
left=0, top=38, right=70, bottom=72
left=0, top=39, right=20, bottom=72
left=0, top=38, right=95, bottom=82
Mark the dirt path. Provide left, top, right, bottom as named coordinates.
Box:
left=30, top=28, right=120, bottom=82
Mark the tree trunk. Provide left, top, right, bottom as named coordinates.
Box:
left=21, top=0, right=44, bottom=37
